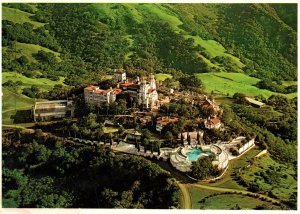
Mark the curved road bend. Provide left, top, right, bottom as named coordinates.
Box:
left=191, top=183, right=281, bottom=204
left=177, top=182, right=192, bottom=209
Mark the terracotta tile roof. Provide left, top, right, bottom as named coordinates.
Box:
left=85, top=85, right=113, bottom=94
left=113, top=88, right=122, bottom=95
left=201, top=100, right=213, bottom=108
left=85, top=85, right=96, bottom=91
left=120, top=82, right=135, bottom=87
left=148, top=89, right=155, bottom=94
left=157, top=116, right=179, bottom=126
left=206, top=118, right=220, bottom=125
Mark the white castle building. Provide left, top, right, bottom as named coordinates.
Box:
left=138, top=74, right=158, bottom=108
left=84, top=86, right=122, bottom=106
left=84, top=71, right=158, bottom=109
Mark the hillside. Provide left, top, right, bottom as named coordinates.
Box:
left=2, top=3, right=297, bottom=79
left=1, top=3, right=297, bottom=126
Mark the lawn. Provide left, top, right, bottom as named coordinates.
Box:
left=155, top=73, right=172, bottom=82
left=196, top=193, right=280, bottom=210
left=189, top=184, right=280, bottom=210
left=196, top=72, right=297, bottom=99
left=2, top=6, right=44, bottom=29
left=188, top=186, right=219, bottom=208
left=214, top=96, right=234, bottom=105
left=104, top=127, right=118, bottom=134
left=3, top=42, right=61, bottom=63
left=240, top=153, right=297, bottom=201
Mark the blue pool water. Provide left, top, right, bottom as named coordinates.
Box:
left=187, top=148, right=205, bottom=161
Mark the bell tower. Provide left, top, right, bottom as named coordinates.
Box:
left=150, top=73, right=156, bottom=90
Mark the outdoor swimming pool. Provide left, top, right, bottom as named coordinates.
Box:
left=186, top=148, right=208, bottom=161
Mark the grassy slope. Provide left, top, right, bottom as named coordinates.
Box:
left=185, top=35, right=245, bottom=70
left=197, top=72, right=297, bottom=99
left=2, top=6, right=44, bottom=29
left=2, top=42, right=61, bottom=63
left=137, top=4, right=183, bottom=31
left=140, top=4, right=244, bottom=71
left=196, top=193, right=279, bottom=209
left=2, top=87, right=34, bottom=112
left=155, top=73, right=172, bottom=82
left=207, top=148, right=261, bottom=191
left=2, top=72, right=65, bottom=93
left=188, top=186, right=219, bottom=208
left=92, top=3, right=244, bottom=72
left=2, top=72, right=65, bottom=125
left=2, top=87, right=35, bottom=125
left=282, top=81, right=297, bottom=87
left=189, top=148, right=281, bottom=209
left=240, top=153, right=297, bottom=201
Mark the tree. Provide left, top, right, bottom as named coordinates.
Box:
left=70, top=123, right=79, bottom=138
left=100, top=188, right=118, bottom=208
left=86, top=113, right=99, bottom=130
left=179, top=74, right=202, bottom=91
left=63, top=118, right=72, bottom=137
left=96, top=125, right=104, bottom=141
left=17, top=55, right=29, bottom=65
left=34, top=129, right=44, bottom=143
left=190, top=154, right=218, bottom=180
left=82, top=128, right=91, bottom=139
left=177, top=117, right=186, bottom=132
left=180, top=132, right=184, bottom=145
left=187, top=132, right=191, bottom=145
left=108, top=133, right=113, bottom=145
left=196, top=131, right=200, bottom=145
left=233, top=93, right=246, bottom=104
left=117, top=125, right=125, bottom=142
left=165, top=131, right=174, bottom=147
left=33, top=50, right=57, bottom=64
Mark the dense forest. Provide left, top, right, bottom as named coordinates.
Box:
left=224, top=93, right=297, bottom=164
left=2, top=3, right=297, bottom=84
left=2, top=131, right=179, bottom=208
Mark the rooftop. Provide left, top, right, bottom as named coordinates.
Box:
left=245, top=97, right=265, bottom=106
left=206, top=118, right=221, bottom=126
left=85, top=85, right=116, bottom=94
left=114, top=68, right=125, bottom=74
left=34, top=100, right=70, bottom=110
left=120, top=82, right=136, bottom=87
left=157, top=116, right=179, bottom=126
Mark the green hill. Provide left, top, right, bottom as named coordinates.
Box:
left=2, top=72, right=65, bottom=93
left=2, top=3, right=296, bottom=80
left=2, top=42, right=61, bottom=63
left=2, top=6, right=44, bottom=29
left=2, top=87, right=35, bottom=125
left=1, top=3, right=297, bottom=124
left=197, top=72, right=297, bottom=99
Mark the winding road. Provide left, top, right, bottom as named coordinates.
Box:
left=154, top=160, right=281, bottom=209
left=177, top=181, right=281, bottom=209
left=177, top=182, right=192, bottom=209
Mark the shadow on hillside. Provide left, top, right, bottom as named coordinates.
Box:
left=13, top=109, right=33, bottom=123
